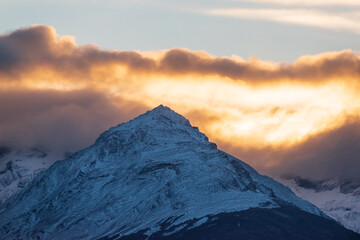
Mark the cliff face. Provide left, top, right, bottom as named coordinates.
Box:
left=279, top=177, right=360, bottom=234
left=0, top=147, right=52, bottom=203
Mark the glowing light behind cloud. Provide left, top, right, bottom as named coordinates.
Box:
left=140, top=78, right=359, bottom=147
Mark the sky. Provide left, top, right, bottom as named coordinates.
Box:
left=0, top=0, right=360, bottom=181
left=1, top=0, right=360, bottom=61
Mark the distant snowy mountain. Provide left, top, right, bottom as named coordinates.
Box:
left=0, top=147, right=56, bottom=203
left=279, top=177, right=360, bottom=234
left=0, top=105, right=358, bottom=240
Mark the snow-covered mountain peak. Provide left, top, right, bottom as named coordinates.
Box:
left=98, top=105, right=210, bottom=149
left=144, top=104, right=191, bottom=126
left=112, top=104, right=191, bottom=130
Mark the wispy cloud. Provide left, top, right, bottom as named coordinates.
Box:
left=241, top=0, right=360, bottom=7
left=204, top=8, right=360, bottom=34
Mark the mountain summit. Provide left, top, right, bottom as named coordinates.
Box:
left=0, top=105, right=359, bottom=239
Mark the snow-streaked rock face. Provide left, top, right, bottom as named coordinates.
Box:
left=279, top=177, right=360, bottom=234
left=0, top=147, right=56, bottom=203
left=0, top=105, right=329, bottom=239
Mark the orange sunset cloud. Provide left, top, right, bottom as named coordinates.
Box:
left=1, top=25, right=360, bottom=180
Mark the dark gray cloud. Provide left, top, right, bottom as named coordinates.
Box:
left=216, top=118, right=360, bottom=181
left=0, top=88, right=147, bottom=154
left=0, top=25, right=156, bottom=80
left=277, top=118, right=360, bottom=181
left=158, top=49, right=360, bottom=82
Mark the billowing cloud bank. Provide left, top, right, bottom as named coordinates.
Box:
left=2, top=25, right=360, bottom=84
left=1, top=25, right=360, bottom=180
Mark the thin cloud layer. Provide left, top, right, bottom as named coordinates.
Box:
left=243, top=0, right=360, bottom=7
left=204, top=9, right=360, bottom=34
left=1, top=25, right=360, bottom=181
